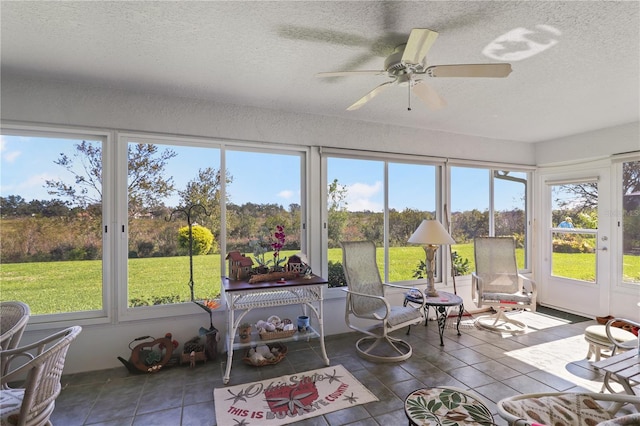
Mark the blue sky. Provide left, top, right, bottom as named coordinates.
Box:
left=1, top=135, right=524, bottom=212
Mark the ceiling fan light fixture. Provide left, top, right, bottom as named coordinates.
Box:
left=316, top=27, right=511, bottom=111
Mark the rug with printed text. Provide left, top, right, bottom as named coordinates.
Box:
left=214, top=365, right=378, bottom=425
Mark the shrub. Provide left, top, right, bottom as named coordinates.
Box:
left=129, top=294, right=183, bottom=307
left=327, top=260, right=346, bottom=288
left=137, top=241, right=154, bottom=258
left=178, top=225, right=214, bottom=255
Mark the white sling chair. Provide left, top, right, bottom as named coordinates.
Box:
left=340, top=241, right=425, bottom=362
left=472, top=237, right=537, bottom=333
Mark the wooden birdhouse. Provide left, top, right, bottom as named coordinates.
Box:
left=286, top=255, right=305, bottom=274
left=226, top=251, right=254, bottom=280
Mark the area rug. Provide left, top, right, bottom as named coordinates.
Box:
left=214, top=365, right=378, bottom=425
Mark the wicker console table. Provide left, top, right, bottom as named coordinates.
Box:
left=221, top=274, right=330, bottom=384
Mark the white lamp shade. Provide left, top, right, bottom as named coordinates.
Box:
left=408, top=220, right=455, bottom=245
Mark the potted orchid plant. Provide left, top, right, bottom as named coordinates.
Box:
left=270, top=225, right=287, bottom=272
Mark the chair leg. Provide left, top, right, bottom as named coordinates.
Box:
left=475, top=308, right=527, bottom=333
left=355, top=335, right=413, bottom=362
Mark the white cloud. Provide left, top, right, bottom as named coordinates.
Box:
left=277, top=189, right=294, bottom=199
left=0, top=136, right=22, bottom=163
left=346, top=181, right=383, bottom=212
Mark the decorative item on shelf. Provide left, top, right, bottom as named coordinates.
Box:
left=238, top=322, right=252, bottom=343
left=226, top=251, right=254, bottom=280
left=243, top=342, right=288, bottom=366
left=248, top=270, right=298, bottom=284
left=408, top=219, right=456, bottom=297
left=256, top=316, right=296, bottom=340
left=180, top=336, right=206, bottom=367
left=297, top=315, right=310, bottom=333
left=193, top=299, right=221, bottom=361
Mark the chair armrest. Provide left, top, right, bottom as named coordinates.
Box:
left=518, top=274, right=537, bottom=294
left=606, top=318, right=640, bottom=350
left=340, top=287, right=392, bottom=320
left=384, top=283, right=427, bottom=309
left=1, top=327, right=73, bottom=386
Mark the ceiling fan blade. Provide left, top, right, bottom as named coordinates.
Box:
left=401, top=28, right=439, bottom=65
left=316, top=70, right=386, bottom=78
left=426, top=63, right=512, bottom=78
left=346, top=81, right=394, bottom=111
left=412, top=80, right=447, bottom=110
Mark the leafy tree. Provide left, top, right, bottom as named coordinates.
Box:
left=45, top=141, right=177, bottom=214
left=327, top=178, right=348, bottom=247
left=178, top=225, right=213, bottom=255
left=177, top=167, right=230, bottom=239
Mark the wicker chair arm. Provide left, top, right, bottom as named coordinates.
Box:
left=0, top=327, right=76, bottom=386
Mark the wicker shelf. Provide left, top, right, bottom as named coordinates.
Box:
left=231, top=326, right=319, bottom=350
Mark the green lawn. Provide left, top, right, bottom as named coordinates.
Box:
left=2, top=246, right=639, bottom=315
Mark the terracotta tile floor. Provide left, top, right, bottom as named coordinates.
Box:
left=51, top=308, right=639, bottom=425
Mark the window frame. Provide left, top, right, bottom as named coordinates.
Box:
left=614, top=154, right=640, bottom=288
left=116, top=132, right=310, bottom=322
left=445, top=161, right=534, bottom=275
left=321, top=148, right=447, bottom=285
left=0, top=123, right=113, bottom=328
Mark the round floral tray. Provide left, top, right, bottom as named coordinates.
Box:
left=243, top=343, right=288, bottom=367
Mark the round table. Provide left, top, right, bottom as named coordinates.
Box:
left=404, top=291, right=464, bottom=346
left=404, top=386, right=494, bottom=426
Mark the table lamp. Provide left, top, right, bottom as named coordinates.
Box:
left=408, top=219, right=455, bottom=297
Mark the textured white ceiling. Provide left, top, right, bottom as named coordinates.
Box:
left=1, top=1, right=639, bottom=143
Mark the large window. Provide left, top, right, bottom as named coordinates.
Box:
left=450, top=166, right=529, bottom=273
left=1, top=132, right=106, bottom=318
left=326, top=155, right=438, bottom=285
left=125, top=138, right=222, bottom=308
left=225, top=149, right=303, bottom=274
left=622, top=160, right=640, bottom=284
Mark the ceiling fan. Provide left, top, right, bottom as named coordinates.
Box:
left=316, top=28, right=512, bottom=111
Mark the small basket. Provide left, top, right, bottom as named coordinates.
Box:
left=258, top=318, right=295, bottom=340
left=243, top=343, right=287, bottom=367
left=259, top=329, right=296, bottom=340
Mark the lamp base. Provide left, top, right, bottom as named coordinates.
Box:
left=425, top=285, right=439, bottom=298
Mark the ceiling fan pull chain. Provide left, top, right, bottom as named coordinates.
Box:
left=407, top=82, right=412, bottom=111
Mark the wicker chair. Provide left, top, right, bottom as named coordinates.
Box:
left=497, top=391, right=640, bottom=426
left=340, top=241, right=425, bottom=362
left=1, top=301, right=31, bottom=383
left=0, top=326, right=82, bottom=426
left=0, top=301, right=31, bottom=351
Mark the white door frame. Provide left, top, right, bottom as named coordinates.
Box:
left=535, top=160, right=611, bottom=317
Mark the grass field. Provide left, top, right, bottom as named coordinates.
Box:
left=2, top=245, right=639, bottom=314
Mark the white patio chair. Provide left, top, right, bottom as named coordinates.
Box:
left=472, top=237, right=537, bottom=333
left=340, top=241, right=425, bottom=362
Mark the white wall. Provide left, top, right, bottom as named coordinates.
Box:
left=1, top=73, right=535, bottom=164
left=535, top=122, right=639, bottom=166
left=2, top=73, right=637, bottom=374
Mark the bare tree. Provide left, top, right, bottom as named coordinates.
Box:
left=46, top=142, right=177, bottom=214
